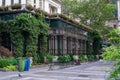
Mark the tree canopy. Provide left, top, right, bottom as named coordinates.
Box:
left=62, top=0, right=116, bottom=36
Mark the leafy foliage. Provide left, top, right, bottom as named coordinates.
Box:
left=3, top=65, right=17, bottom=71
left=79, top=54, right=88, bottom=62
left=36, top=52, right=44, bottom=63
left=26, top=5, right=34, bottom=11
left=0, top=46, right=12, bottom=57
left=7, top=57, right=17, bottom=65
left=0, top=57, right=10, bottom=68
left=58, top=55, right=71, bottom=63
left=11, top=4, right=21, bottom=9
left=102, top=45, right=120, bottom=61
left=0, top=12, right=49, bottom=63
left=46, top=53, right=53, bottom=62
left=62, top=0, right=116, bottom=36
left=87, top=30, right=102, bottom=55
left=101, top=29, right=120, bottom=79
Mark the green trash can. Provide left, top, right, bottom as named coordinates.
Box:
left=18, top=58, right=25, bottom=72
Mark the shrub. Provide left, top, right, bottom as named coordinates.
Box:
left=79, top=54, right=88, bottom=62
left=46, top=53, right=53, bottom=62
left=65, top=55, right=71, bottom=62
left=58, top=55, right=71, bottom=63
left=69, top=54, right=74, bottom=61
left=73, top=55, right=79, bottom=60
left=26, top=5, right=34, bottom=11
left=0, top=58, right=10, bottom=68
left=84, top=55, right=88, bottom=61
left=0, top=46, right=12, bottom=57
left=58, top=56, right=66, bottom=63
left=79, top=54, right=84, bottom=61
left=87, top=54, right=96, bottom=61
left=11, top=4, right=21, bottom=9
left=3, top=65, right=16, bottom=71
left=7, top=57, right=17, bottom=65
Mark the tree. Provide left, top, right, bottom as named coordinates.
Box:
left=62, top=0, right=116, bottom=55
left=62, top=0, right=116, bottom=36
left=101, top=29, right=120, bottom=80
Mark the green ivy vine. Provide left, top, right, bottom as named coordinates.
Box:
left=87, top=30, right=102, bottom=55
left=0, top=12, right=49, bottom=63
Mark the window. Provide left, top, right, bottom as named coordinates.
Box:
left=34, top=5, right=36, bottom=8
left=11, top=0, right=14, bottom=4
left=49, top=5, right=57, bottom=14
left=114, top=24, right=117, bottom=28
left=34, top=0, right=36, bottom=3
left=2, top=0, right=5, bottom=6
left=19, top=0, right=21, bottom=4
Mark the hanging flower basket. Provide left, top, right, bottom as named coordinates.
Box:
left=11, top=4, right=21, bottom=10
left=26, top=5, right=34, bottom=11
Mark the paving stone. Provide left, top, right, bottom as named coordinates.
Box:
left=0, top=60, right=114, bottom=80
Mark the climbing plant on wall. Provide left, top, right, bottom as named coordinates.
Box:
left=10, top=13, right=40, bottom=58
left=0, top=12, right=49, bottom=63
left=35, top=10, right=49, bottom=54
left=87, top=30, right=102, bottom=55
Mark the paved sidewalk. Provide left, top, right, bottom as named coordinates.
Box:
left=0, top=60, right=114, bottom=80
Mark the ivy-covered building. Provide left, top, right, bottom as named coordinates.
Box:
left=0, top=9, right=92, bottom=57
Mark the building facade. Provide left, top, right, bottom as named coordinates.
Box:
left=0, top=0, right=91, bottom=56
left=47, top=17, right=89, bottom=55
left=0, top=0, right=61, bottom=14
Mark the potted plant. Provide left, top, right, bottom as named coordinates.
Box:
left=0, top=6, right=5, bottom=11
left=11, top=4, right=21, bottom=10
left=4, top=6, right=9, bottom=11
left=50, top=14, right=58, bottom=18
left=46, top=53, right=53, bottom=63
left=26, top=5, right=34, bottom=11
